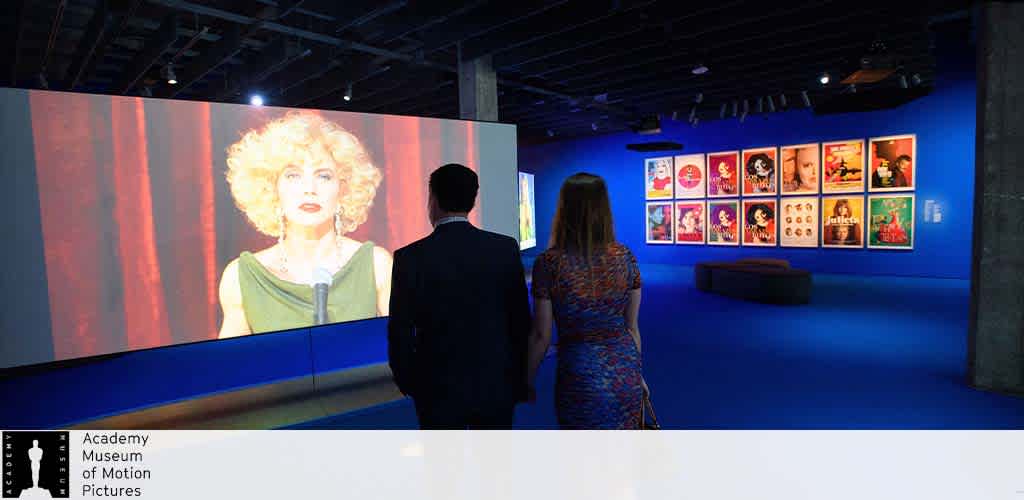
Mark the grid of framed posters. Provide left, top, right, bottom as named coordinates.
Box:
left=644, top=134, right=916, bottom=250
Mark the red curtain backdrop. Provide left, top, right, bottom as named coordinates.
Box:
left=28, top=91, right=486, bottom=361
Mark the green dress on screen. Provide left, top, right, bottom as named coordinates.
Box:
left=236, top=241, right=379, bottom=334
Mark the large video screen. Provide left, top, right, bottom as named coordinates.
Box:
left=518, top=172, right=536, bottom=250
left=0, top=88, right=517, bottom=369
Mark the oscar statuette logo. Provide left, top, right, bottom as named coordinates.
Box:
left=2, top=432, right=70, bottom=498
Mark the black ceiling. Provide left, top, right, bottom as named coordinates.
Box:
left=1, top=0, right=973, bottom=143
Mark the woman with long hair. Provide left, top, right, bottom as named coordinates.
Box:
left=526, top=173, right=646, bottom=429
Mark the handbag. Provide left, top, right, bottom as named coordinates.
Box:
left=641, top=392, right=660, bottom=430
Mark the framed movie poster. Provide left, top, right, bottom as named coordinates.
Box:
left=869, top=134, right=915, bottom=192
left=646, top=202, right=673, bottom=244
left=708, top=200, right=740, bottom=246
left=742, top=147, right=778, bottom=196
left=741, top=199, right=777, bottom=247
left=780, top=143, right=820, bottom=195
left=821, top=139, right=865, bottom=194
left=674, top=201, right=706, bottom=245
left=706, top=151, right=740, bottom=198
left=822, top=196, right=865, bottom=248
left=673, top=154, right=706, bottom=199
left=645, top=156, right=674, bottom=199
left=868, top=194, right=915, bottom=249
left=779, top=197, right=819, bottom=248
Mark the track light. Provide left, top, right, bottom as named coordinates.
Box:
left=739, top=110, right=748, bottom=123
left=801, top=90, right=811, bottom=107
left=591, top=122, right=598, bottom=131
left=779, top=93, right=788, bottom=108
left=742, top=99, right=749, bottom=113
left=691, top=117, right=699, bottom=128
left=343, top=82, right=353, bottom=101
left=720, top=103, right=727, bottom=119
left=911, top=73, right=922, bottom=86
left=756, top=97, right=764, bottom=113
left=161, top=64, right=177, bottom=85
left=671, top=110, right=679, bottom=121
left=766, top=95, right=776, bottom=112
left=250, top=94, right=264, bottom=106
left=546, top=129, right=554, bottom=137
left=688, top=106, right=697, bottom=122
left=731, top=100, right=738, bottom=117
left=848, top=84, right=857, bottom=93
left=141, top=86, right=152, bottom=97
left=694, top=92, right=703, bottom=104
left=692, top=63, right=709, bottom=75
left=899, top=75, right=909, bottom=88
left=819, top=72, right=830, bottom=85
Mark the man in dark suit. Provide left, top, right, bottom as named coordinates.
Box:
left=388, top=163, right=532, bottom=429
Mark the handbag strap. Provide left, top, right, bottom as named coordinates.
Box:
left=642, top=394, right=660, bottom=429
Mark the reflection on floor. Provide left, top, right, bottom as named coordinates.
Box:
left=288, top=265, right=1024, bottom=429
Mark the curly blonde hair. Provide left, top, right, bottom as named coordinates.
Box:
left=226, top=111, right=382, bottom=237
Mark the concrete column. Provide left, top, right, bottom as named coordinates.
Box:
left=968, top=2, right=1024, bottom=396
left=458, top=49, right=498, bottom=122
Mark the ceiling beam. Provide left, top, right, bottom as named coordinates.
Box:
left=217, top=37, right=311, bottom=100
left=161, top=24, right=243, bottom=97
left=415, top=0, right=570, bottom=56
left=40, top=0, right=69, bottom=78
left=64, top=0, right=114, bottom=90
left=113, top=13, right=177, bottom=94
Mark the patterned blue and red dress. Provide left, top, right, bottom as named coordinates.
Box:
left=531, top=242, right=643, bottom=429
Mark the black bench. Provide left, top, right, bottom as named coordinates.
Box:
left=695, top=259, right=811, bottom=305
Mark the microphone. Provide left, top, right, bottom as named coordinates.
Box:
left=312, top=267, right=332, bottom=325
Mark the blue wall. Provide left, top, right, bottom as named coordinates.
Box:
left=520, top=47, right=976, bottom=280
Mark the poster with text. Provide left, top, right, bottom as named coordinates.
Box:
left=822, top=139, right=865, bottom=193
left=779, top=197, right=819, bottom=248
left=674, top=201, right=706, bottom=245
left=868, top=194, right=915, bottom=249
left=822, top=196, right=865, bottom=248
left=742, top=147, right=778, bottom=195
left=780, top=143, right=820, bottom=195
left=706, top=151, right=740, bottom=198
left=742, top=199, right=778, bottom=247
left=673, top=154, right=706, bottom=199
left=708, top=200, right=740, bottom=246
left=518, top=172, right=536, bottom=250
left=645, top=157, right=674, bottom=199
left=646, top=202, right=674, bottom=244
left=869, top=134, right=915, bottom=192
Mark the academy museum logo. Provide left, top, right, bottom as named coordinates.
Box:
left=3, top=431, right=70, bottom=498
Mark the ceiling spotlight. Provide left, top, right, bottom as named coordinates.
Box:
left=692, top=63, right=709, bottom=75
left=688, top=106, right=697, bottom=122
left=739, top=110, right=748, bottom=123
left=250, top=94, right=264, bottom=106
left=671, top=110, right=679, bottom=121
left=591, top=122, right=598, bottom=131
left=161, top=64, right=177, bottom=85
left=694, top=92, right=704, bottom=104
left=911, top=73, right=922, bottom=86
left=546, top=129, right=554, bottom=137
left=141, top=86, right=153, bottom=97
left=742, top=99, right=749, bottom=113
left=719, top=103, right=727, bottom=119
left=343, top=82, right=353, bottom=101
left=766, top=95, right=776, bottom=112
left=731, top=100, right=738, bottom=117
left=37, top=73, right=49, bottom=89
left=847, top=83, right=857, bottom=93
left=899, top=75, right=909, bottom=88
left=801, top=90, right=811, bottom=107
left=779, top=93, right=788, bottom=108
left=691, top=117, right=699, bottom=128
left=756, top=97, right=764, bottom=113
left=819, top=72, right=830, bottom=85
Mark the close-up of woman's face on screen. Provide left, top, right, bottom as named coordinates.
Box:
left=0, top=88, right=515, bottom=368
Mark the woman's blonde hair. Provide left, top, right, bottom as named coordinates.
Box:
left=226, top=111, right=381, bottom=237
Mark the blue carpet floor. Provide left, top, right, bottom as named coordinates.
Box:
left=292, top=265, right=1024, bottom=429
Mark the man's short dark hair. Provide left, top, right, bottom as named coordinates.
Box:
left=429, top=163, right=478, bottom=213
